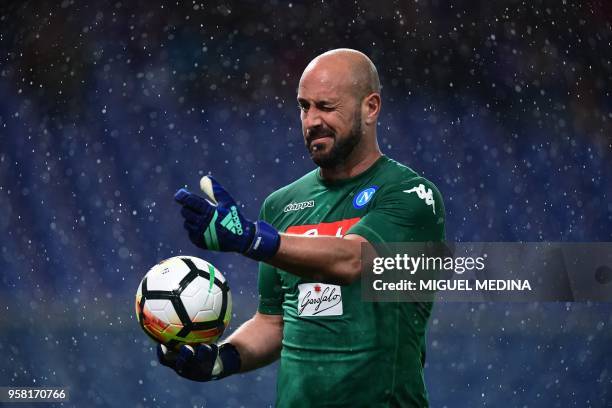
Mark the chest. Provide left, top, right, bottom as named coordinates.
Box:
left=272, top=184, right=379, bottom=235
left=270, top=184, right=379, bottom=292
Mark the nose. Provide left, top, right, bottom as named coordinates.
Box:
left=302, top=107, right=323, bottom=131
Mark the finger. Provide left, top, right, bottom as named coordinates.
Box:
left=194, top=343, right=217, bottom=362
left=183, top=194, right=214, bottom=214
left=188, top=228, right=205, bottom=248
left=180, top=206, right=203, bottom=223
left=183, top=221, right=204, bottom=245
left=157, top=344, right=177, bottom=368
left=174, top=188, right=191, bottom=204
left=183, top=220, right=200, bottom=233
left=175, top=344, right=196, bottom=373
left=194, top=343, right=222, bottom=376
left=200, top=176, right=237, bottom=208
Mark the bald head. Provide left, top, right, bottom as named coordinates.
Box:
left=301, top=48, right=380, bottom=100
left=297, top=49, right=383, bottom=173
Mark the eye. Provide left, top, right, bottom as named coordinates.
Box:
left=297, top=102, right=309, bottom=112
left=315, top=103, right=334, bottom=112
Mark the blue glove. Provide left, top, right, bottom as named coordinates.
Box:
left=157, top=343, right=241, bottom=382
left=174, top=176, right=280, bottom=261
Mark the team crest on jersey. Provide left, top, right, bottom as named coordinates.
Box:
left=353, top=186, right=378, bottom=209
left=298, top=283, right=343, bottom=316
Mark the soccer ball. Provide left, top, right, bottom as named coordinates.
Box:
left=135, top=256, right=232, bottom=349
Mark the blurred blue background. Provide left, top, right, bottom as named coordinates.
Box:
left=0, top=0, right=611, bottom=406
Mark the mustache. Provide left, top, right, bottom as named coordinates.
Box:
left=305, top=126, right=335, bottom=145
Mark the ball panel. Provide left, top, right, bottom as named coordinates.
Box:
left=180, top=277, right=219, bottom=321
left=184, top=327, right=223, bottom=344
left=180, top=276, right=211, bottom=298
left=135, top=291, right=143, bottom=322
left=185, top=256, right=227, bottom=284
left=145, top=258, right=191, bottom=291
left=142, top=303, right=171, bottom=337
left=214, top=291, right=227, bottom=319
left=162, top=300, right=182, bottom=325
left=145, top=298, right=170, bottom=311
left=223, top=292, right=233, bottom=325
left=193, top=309, right=220, bottom=323
left=182, top=295, right=215, bottom=322
left=144, top=299, right=181, bottom=325
left=161, top=323, right=184, bottom=337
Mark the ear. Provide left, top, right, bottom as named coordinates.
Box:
left=362, top=93, right=381, bottom=126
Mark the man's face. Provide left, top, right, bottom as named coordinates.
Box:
left=297, top=65, right=364, bottom=168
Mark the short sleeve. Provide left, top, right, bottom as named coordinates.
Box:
left=347, top=176, right=445, bottom=243
left=257, top=197, right=284, bottom=315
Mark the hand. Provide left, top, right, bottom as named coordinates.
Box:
left=174, top=176, right=280, bottom=261
left=157, top=343, right=241, bottom=382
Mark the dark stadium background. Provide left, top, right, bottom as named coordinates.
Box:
left=1, top=1, right=611, bottom=406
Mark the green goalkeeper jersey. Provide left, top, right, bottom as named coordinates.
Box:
left=258, top=156, right=445, bottom=407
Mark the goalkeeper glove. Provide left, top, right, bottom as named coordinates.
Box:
left=157, top=343, right=241, bottom=382
left=174, top=176, right=280, bottom=261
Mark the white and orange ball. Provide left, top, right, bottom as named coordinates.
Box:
left=135, top=256, right=232, bottom=349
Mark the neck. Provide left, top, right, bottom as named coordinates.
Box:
left=319, top=139, right=382, bottom=182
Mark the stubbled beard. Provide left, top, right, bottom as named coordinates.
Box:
left=307, top=112, right=363, bottom=169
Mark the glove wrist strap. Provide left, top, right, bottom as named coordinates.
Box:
left=214, top=343, right=241, bottom=379
left=244, top=221, right=280, bottom=261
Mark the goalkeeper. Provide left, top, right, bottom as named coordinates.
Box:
left=158, top=48, right=445, bottom=407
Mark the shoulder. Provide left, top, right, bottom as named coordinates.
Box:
left=375, top=157, right=442, bottom=193
left=374, top=158, right=445, bottom=223
left=375, top=156, right=420, bottom=181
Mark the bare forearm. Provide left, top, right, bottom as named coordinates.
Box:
left=268, top=233, right=365, bottom=285
left=224, top=313, right=283, bottom=372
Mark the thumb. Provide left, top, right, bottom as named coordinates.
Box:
left=200, top=176, right=237, bottom=208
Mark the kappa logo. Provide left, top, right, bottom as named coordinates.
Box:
left=403, top=184, right=436, bottom=214
left=283, top=200, right=315, bottom=213
left=353, top=186, right=378, bottom=209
